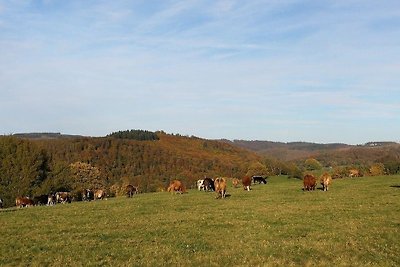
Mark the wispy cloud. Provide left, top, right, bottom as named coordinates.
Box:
left=0, top=0, right=399, bottom=143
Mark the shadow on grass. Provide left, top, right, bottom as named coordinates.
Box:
left=389, top=185, right=400, bottom=188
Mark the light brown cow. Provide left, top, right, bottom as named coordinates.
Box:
left=15, top=197, right=34, bottom=208
left=349, top=169, right=360, bottom=177
left=320, top=172, right=332, bottom=191
left=214, top=177, right=227, bottom=199
left=167, top=180, right=186, bottom=194
left=303, top=174, right=316, bottom=191
left=94, top=189, right=106, bottom=200
left=232, top=178, right=240, bottom=188
left=242, top=176, right=252, bottom=191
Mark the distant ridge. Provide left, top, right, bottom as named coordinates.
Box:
left=12, top=132, right=85, bottom=139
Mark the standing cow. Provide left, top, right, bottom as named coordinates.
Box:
left=214, top=177, right=227, bottom=199
left=94, top=189, right=106, bottom=200
left=15, top=197, right=35, bottom=208
left=242, top=176, right=252, bottom=191
left=0, top=198, right=3, bottom=209
left=55, top=192, right=71, bottom=204
left=303, top=174, right=317, bottom=191
left=126, top=185, right=139, bottom=197
left=252, top=176, right=267, bottom=184
left=203, top=177, right=215, bottom=191
left=196, top=179, right=205, bottom=191
left=232, top=178, right=240, bottom=188
left=320, top=173, right=332, bottom=191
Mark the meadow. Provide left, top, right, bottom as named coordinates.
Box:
left=1, top=175, right=399, bottom=266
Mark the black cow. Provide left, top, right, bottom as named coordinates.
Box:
left=33, top=194, right=50, bottom=206
left=0, top=198, right=3, bottom=208
left=82, top=189, right=94, bottom=201
left=252, top=176, right=267, bottom=184
left=203, top=177, right=215, bottom=191
left=126, top=185, right=138, bottom=198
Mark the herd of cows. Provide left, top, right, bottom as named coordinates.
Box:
left=0, top=173, right=333, bottom=209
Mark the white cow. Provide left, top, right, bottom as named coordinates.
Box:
left=197, top=179, right=205, bottom=191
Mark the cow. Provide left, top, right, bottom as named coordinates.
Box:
left=320, top=172, right=332, bottom=191
left=126, top=185, right=139, bottom=197
left=196, top=179, right=205, bottom=191
left=167, top=180, right=186, bottom=194
left=0, top=198, right=3, bottom=209
left=55, top=192, right=71, bottom=204
left=15, top=197, right=34, bottom=208
left=33, top=194, right=49, bottom=206
left=94, top=189, right=106, bottom=200
left=232, top=178, right=240, bottom=188
left=303, top=174, right=317, bottom=191
left=242, top=176, right=252, bottom=191
left=82, top=189, right=94, bottom=201
left=203, top=177, right=215, bottom=191
left=349, top=169, right=360, bottom=177
left=47, top=194, right=56, bottom=206
left=252, top=176, right=267, bottom=184
left=214, top=177, right=227, bottom=199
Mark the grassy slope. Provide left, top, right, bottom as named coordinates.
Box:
left=1, top=175, right=399, bottom=266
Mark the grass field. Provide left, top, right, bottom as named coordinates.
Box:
left=1, top=175, right=399, bottom=266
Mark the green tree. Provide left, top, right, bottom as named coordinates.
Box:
left=305, top=158, right=322, bottom=171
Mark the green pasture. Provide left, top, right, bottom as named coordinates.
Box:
left=1, top=175, right=399, bottom=266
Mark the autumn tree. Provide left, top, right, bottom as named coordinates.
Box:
left=69, top=162, right=104, bottom=192
left=369, top=163, right=385, bottom=176
left=246, top=161, right=268, bottom=177
left=305, top=158, right=322, bottom=171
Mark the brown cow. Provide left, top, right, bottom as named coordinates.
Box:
left=214, top=177, right=227, bottom=199
left=349, top=169, right=360, bottom=177
left=320, top=172, right=332, bottom=191
left=167, top=180, right=186, bottom=194
left=94, top=189, right=106, bottom=200
left=15, top=197, right=34, bottom=208
left=232, top=178, right=240, bottom=188
left=126, top=185, right=139, bottom=197
left=303, top=174, right=317, bottom=191
left=242, top=176, right=252, bottom=191
left=55, top=192, right=71, bottom=204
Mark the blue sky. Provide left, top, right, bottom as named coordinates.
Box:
left=1, top=0, right=399, bottom=144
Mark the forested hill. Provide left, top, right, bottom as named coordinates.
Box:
left=223, top=140, right=351, bottom=161
left=0, top=131, right=260, bottom=207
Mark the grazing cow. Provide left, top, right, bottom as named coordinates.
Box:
left=55, top=192, right=71, bottom=204
left=214, top=177, right=227, bottom=199
left=349, top=169, right=360, bottom=177
left=203, top=177, right=215, bottom=191
left=303, top=174, right=317, bottom=191
left=126, top=184, right=139, bottom=197
left=47, top=194, right=56, bottom=206
left=197, top=179, right=205, bottom=191
left=33, top=194, right=49, bottom=206
left=320, top=172, right=332, bottom=191
left=94, top=189, right=106, bottom=200
left=82, top=189, right=94, bottom=201
left=0, top=198, right=3, bottom=209
left=167, top=180, right=186, bottom=194
left=15, top=197, right=34, bottom=208
left=232, top=178, right=240, bottom=188
left=252, top=176, right=267, bottom=184
left=242, top=176, right=252, bottom=191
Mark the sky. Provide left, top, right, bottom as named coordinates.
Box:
left=0, top=0, right=399, bottom=144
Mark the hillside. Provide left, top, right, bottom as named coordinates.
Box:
left=0, top=131, right=260, bottom=207
left=226, top=140, right=400, bottom=165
